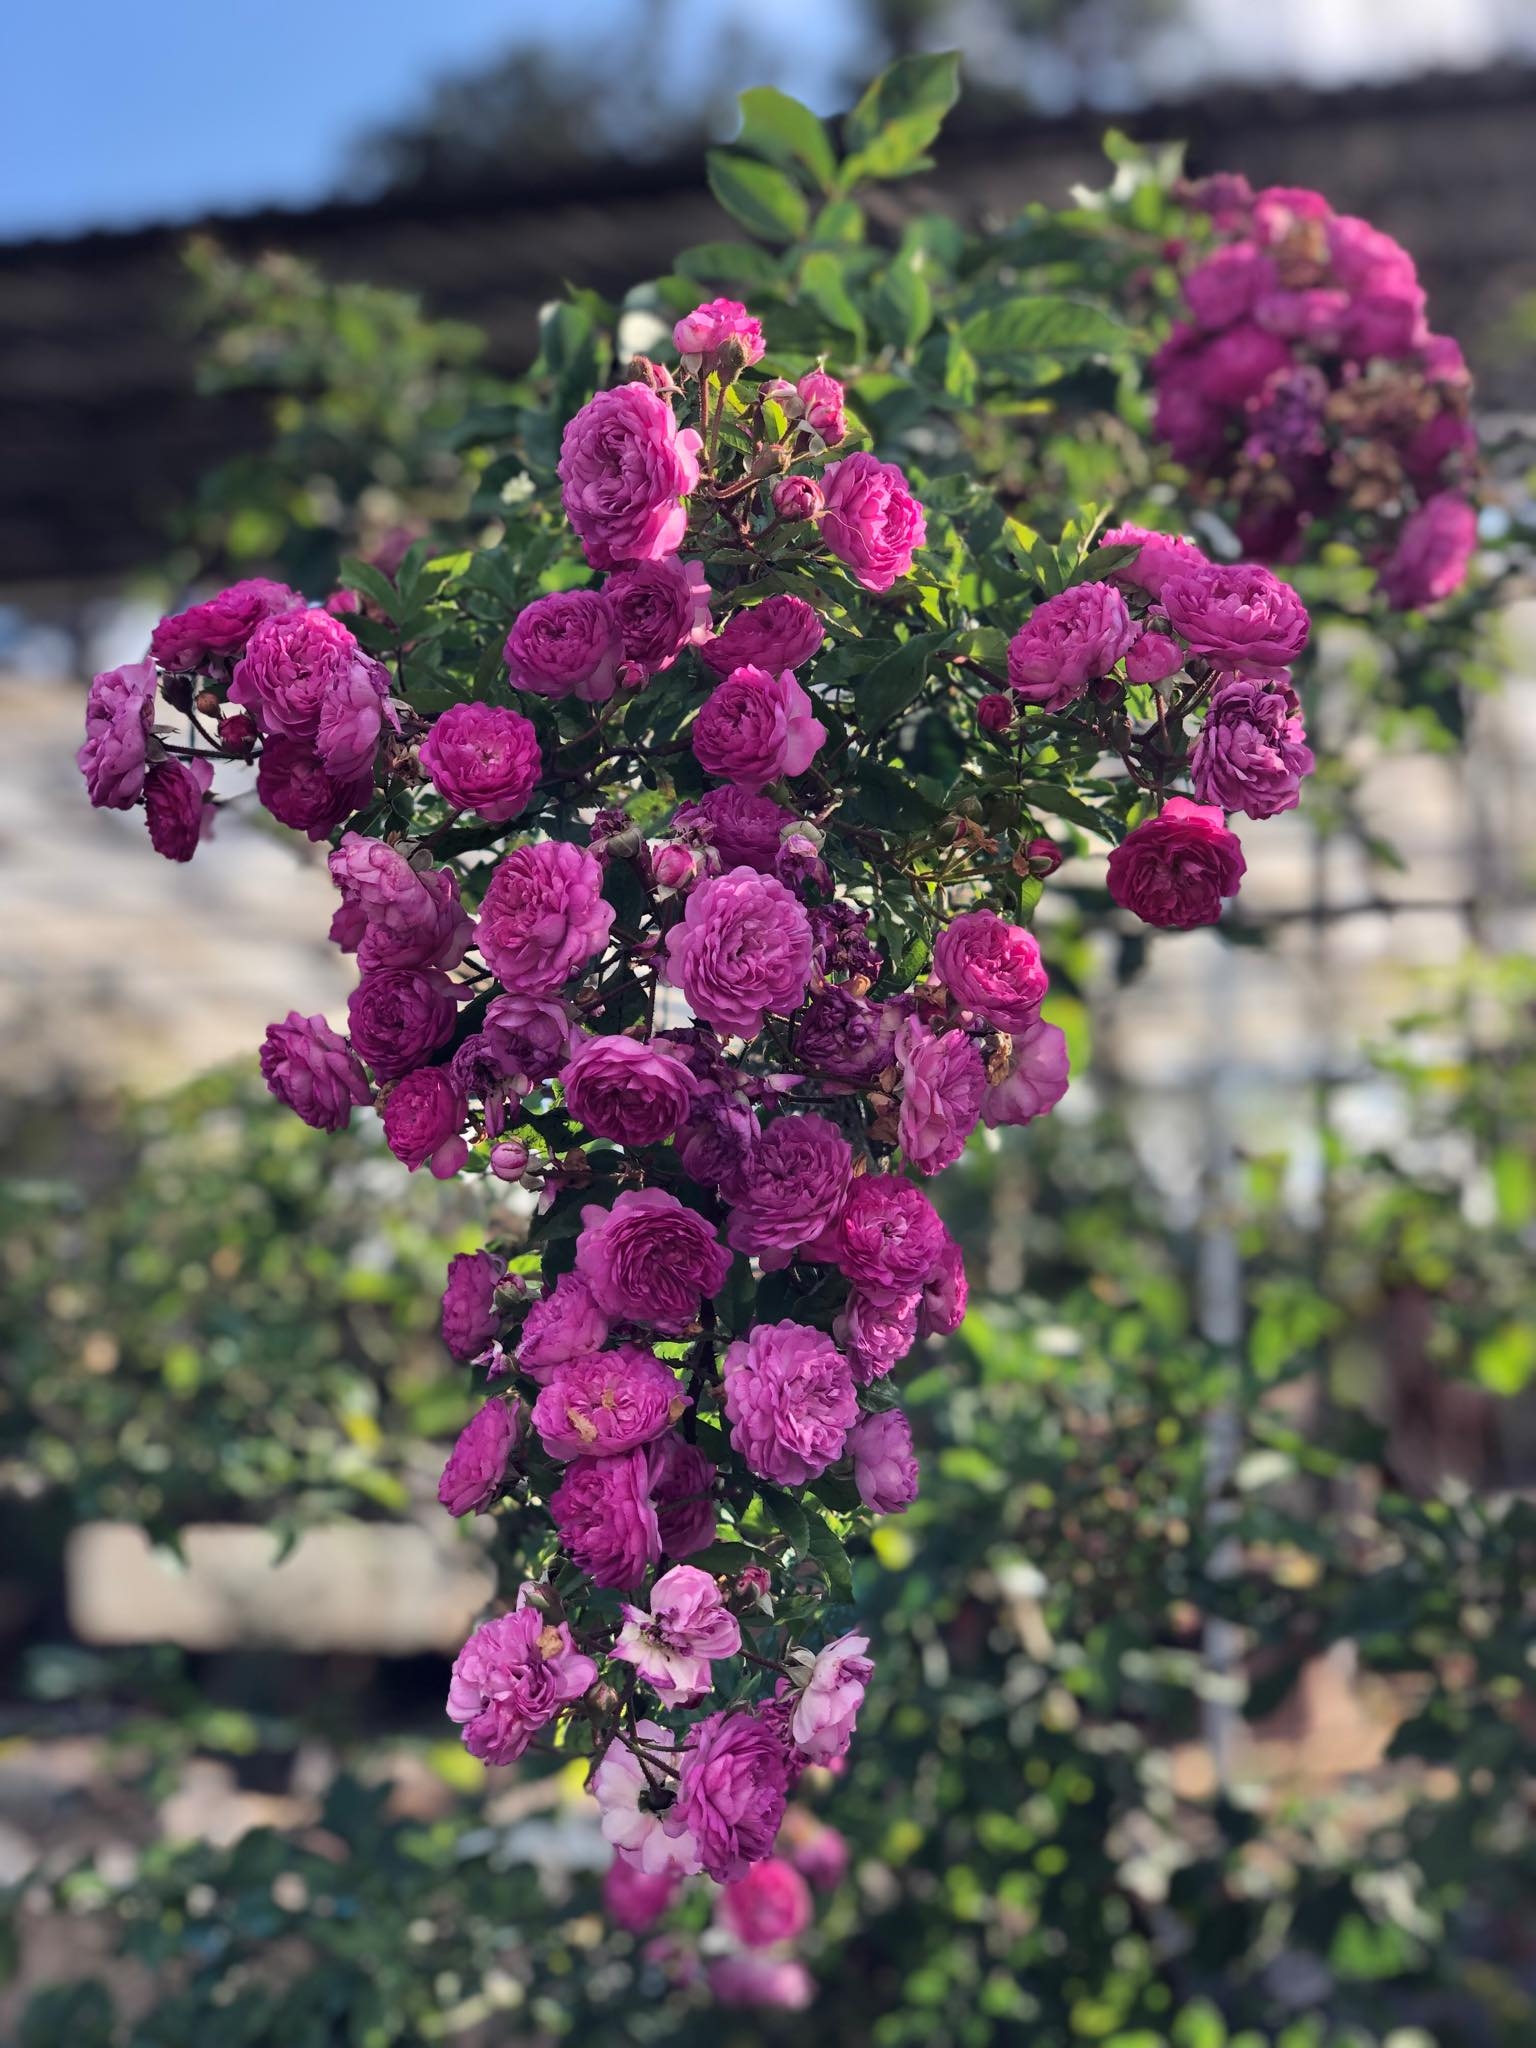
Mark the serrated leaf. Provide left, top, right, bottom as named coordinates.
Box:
left=841, top=52, right=961, bottom=186
left=706, top=151, right=809, bottom=244
left=736, top=86, right=837, bottom=193
left=338, top=557, right=400, bottom=620
left=1020, top=783, right=1111, bottom=837
left=798, top=250, right=866, bottom=350
left=805, top=1510, right=854, bottom=1604
left=856, top=629, right=950, bottom=731
left=961, top=297, right=1127, bottom=359
left=756, top=1485, right=811, bottom=1556
left=874, top=258, right=933, bottom=353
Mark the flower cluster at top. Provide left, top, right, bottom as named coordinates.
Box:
left=78, top=274, right=1314, bottom=1971
left=1154, top=176, right=1479, bottom=609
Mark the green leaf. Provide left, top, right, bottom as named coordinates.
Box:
left=337, top=557, right=400, bottom=620
left=805, top=1509, right=855, bottom=1604
left=1020, top=783, right=1112, bottom=837
left=857, top=629, right=951, bottom=731
left=874, top=258, right=933, bottom=353
left=705, top=151, right=810, bottom=244
left=961, top=297, right=1127, bottom=359
left=841, top=52, right=961, bottom=186
left=844, top=759, right=944, bottom=832
left=674, top=240, right=785, bottom=290
left=798, top=250, right=866, bottom=350
left=736, top=86, right=837, bottom=193
left=756, top=1485, right=811, bottom=1556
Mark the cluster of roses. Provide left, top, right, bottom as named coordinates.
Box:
left=1153, top=175, right=1478, bottom=609
left=77, top=274, right=1318, bottom=1986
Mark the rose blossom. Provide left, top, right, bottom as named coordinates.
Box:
left=437, top=1397, right=518, bottom=1516
left=417, top=701, right=542, bottom=821
left=726, top=1113, right=853, bottom=1267
left=150, top=577, right=304, bottom=671
left=328, top=833, right=473, bottom=971
left=1190, top=676, right=1315, bottom=819
left=829, top=1175, right=948, bottom=1305
left=144, top=757, right=214, bottom=861
left=255, top=738, right=372, bottom=841
left=780, top=1808, right=848, bottom=1890
left=772, top=475, right=824, bottom=522
left=708, top=1956, right=815, bottom=2011
left=1124, top=626, right=1186, bottom=685
left=722, top=1320, right=858, bottom=1488
left=673, top=787, right=792, bottom=873
left=592, top=1720, right=703, bottom=1876
left=516, top=1271, right=610, bottom=1377
left=917, top=1230, right=968, bottom=1338
left=820, top=451, right=927, bottom=592
left=1181, top=242, right=1279, bottom=329
left=482, top=992, right=576, bottom=1090
left=1377, top=491, right=1477, bottom=610
left=933, top=908, right=1049, bottom=1032
left=558, top=383, right=702, bottom=570
left=603, top=1859, right=678, bottom=1933
left=649, top=1433, right=717, bottom=1558
left=668, top=1709, right=789, bottom=1884
left=692, top=665, right=827, bottom=791
left=663, top=868, right=813, bottom=1040
left=795, top=987, right=904, bottom=1082
left=796, top=368, right=847, bottom=444
left=549, top=1446, right=661, bottom=1588
left=1161, top=562, right=1310, bottom=674
left=982, top=1017, right=1071, bottom=1127
left=478, top=840, right=614, bottom=994
left=449, top=1033, right=519, bottom=1135
left=575, top=1187, right=732, bottom=1334
left=613, top=1563, right=743, bottom=1703
left=561, top=1032, right=699, bottom=1147
left=229, top=609, right=396, bottom=778
left=346, top=967, right=459, bottom=1080
left=896, top=1018, right=985, bottom=1176
left=717, top=1857, right=813, bottom=1948
left=788, top=1632, right=873, bottom=1764
left=441, top=1248, right=507, bottom=1361
left=503, top=589, right=624, bottom=703
left=1098, top=525, right=1211, bottom=599
left=78, top=660, right=156, bottom=809
left=834, top=1289, right=919, bottom=1386
left=673, top=297, right=766, bottom=368
left=446, top=1604, right=597, bottom=1764
left=604, top=557, right=711, bottom=672
left=1007, top=582, right=1137, bottom=710
left=259, top=1011, right=371, bottom=1131
left=848, top=1409, right=920, bottom=1515
left=1106, top=796, right=1247, bottom=930
left=977, top=691, right=1014, bottom=735
left=531, top=1345, right=689, bottom=1460
left=701, top=594, right=826, bottom=677
left=381, top=1067, right=468, bottom=1177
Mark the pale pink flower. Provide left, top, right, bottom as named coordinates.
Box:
left=612, top=1563, right=743, bottom=1703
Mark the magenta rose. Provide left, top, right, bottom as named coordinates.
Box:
left=1161, top=562, right=1310, bottom=674
left=346, top=967, right=459, bottom=1080
left=1106, top=796, right=1247, bottom=930
left=1124, top=626, right=1186, bottom=685
left=603, top=1859, right=680, bottom=1934
left=772, top=475, right=824, bottom=522
left=848, top=1409, right=920, bottom=1515
left=796, top=368, right=847, bottom=445
left=503, top=590, right=623, bottom=703
left=663, top=867, right=813, bottom=1041
left=418, top=701, right=542, bottom=821
left=482, top=992, right=576, bottom=1090
left=692, top=665, right=827, bottom=791
left=561, top=1032, right=699, bottom=1147
left=981, top=1017, right=1070, bottom=1128
left=722, top=1320, right=858, bottom=1488
left=441, top=1248, right=507, bottom=1361
left=933, top=908, right=1049, bottom=1032
left=437, top=1397, right=518, bottom=1516
left=144, top=757, right=214, bottom=862
left=229, top=608, right=396, bottom=778
left=701, top=595, right=826, bottom=678
left=613, top=1562, right=742, bottom=1704
left=478, top=841, right=614, bottom=994
left=820, top=452, right=926, bottom=592
left=1181, top=242, right=1279, bottom=329
left=788, top=1631, right=873, bottom=1765
left=1377, top=492, right=1477, bottom=611
left=673, top=297, right=766, bottom=369
left=708, top=1956, right=814, bottom=2012
left=447, top=1604, right=598, bottom=1765
left=381, top=1067, right=468, bottom=1177
left=1007, top=582, right=1137, bottom=711
left=549, top=1446, right=661, bottom=1589
left=259, top=1010, right=371, bottom=1132
left=1190, top=676, right=1315, bottom=819
left=895, top=1018, right=985, bottom=1175
left=1188, top=324, right=1293, bottom=409
left=78, top=660, right=156, bottom=810
left=794, top=987, right=904, bottom=1082
left=677, top=1087, right=759, bottom=1202
left=150, top=578, right=304, bottom=672
left=672, top=787, right=792, bottom=873
left=668, top=1709, right=790, bottom=1884
left=329, top=833, right=473, bottom=970
left=557, top=384, right=702, bottom=570
left=575, top=1187, right=732, bottom=1334
left=717, top=1858, right=813, bottom=1949
left=829, top=1175, right=948, bottom=1305
left=516, top=1271, right=611, bottom=1378
left=726, top=1113, right=853, bottom=1268
left=604, top=557, right=711, bottom=672
left=649, top=1433, right=718, bottom=1559
left=917, top=1231, right=968, bottom=1339
left=1328, top=214, right=1426, bottom=359
left=531, top=1345, right=689, bottom=1461
left=255, top=738, right=372, bottom=841
left=834, top=1289, right=919, bottom=1386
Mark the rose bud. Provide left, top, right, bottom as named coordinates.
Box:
left=489, top=1140, right=530, bottom=1183
left=772, top=476, right=825, bottom=523
left=977, top=693, right=1014, bottom=735
left=1022, top=836, right=1063, bottom=878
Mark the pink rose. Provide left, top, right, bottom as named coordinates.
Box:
left=150, top=578, right=304, bottom=672
left=447, top=1604, right=597, bottom=1764
left=781, top=1809, right=848, bottom=1890
left=441, top=1248, right=507, bottom=1361
left=1106, top=796, right=1247, bottom=930
left=602, top=1858, right=679, bottom=1934
left=772, top=475, right=824, bottom=522
left=575, top=1187, right=732, bottom=1335
left=418, top=701, right=542, bottom=821
left=1007, top=582, right=1137, bottom=711
left=550, top=1446, right=661, bottom=1589
left=1124, top=626, right=1186, bottom=685
left=794, top=987, right=904, bottom=1083
left=478, top=841, right=614, bottom=995
left=503, top=590, right=624, bottom=703
left=530, top=1345, right=689, bottom=1460
left=834, top=1289, right=919, bottom=1386
left=558, top=384, right=702, bottom=570
left=981, top=1017, right=1070, bottom=1128
left=933, top=908, right=1049, bottom=1033
left=1161, top=562, right=1310, bottom=674
left=613, top=1563, right=743, bottom=1703
left=788, top=1631, right=873, bottom=1764
left=1190, top=676, right=1315, bottom=819
left=716, top=1857, right=812, bottom=1948
left=381, top=1067, right=468, bottom=1177
left=848, top=1408, right=920, bottom=1515
left=895, top=1018, right=985, bottom=1175
left=649, top=1433, right=718, bottom=1559
left=328, top=833, right=473, bottom=971
left=796, top=368, right=847, bottom=444
left=144, top=757, right=215, bottom=862
left=259, top=1010, right=371, bottom=1132
left=255, top=738, right=372, bottom=841
left=437, top=1397, right=518, bottom=1516
left=663, top=867, right=813, bottom=1041
left=820, top=451, right=926, bottom=592
left=560, top=1032, right=698, bottom=1147
left=722, top=1320, right=858, bottom=1488
left=78, top=660, right=156, bottom=810
left=673, top=297, right=766, bottom=369
left=668, top=1709, right=789, bottom=1884
left=726, top=1113, right=853, bottom=1267
left=1182, top=242, right=1279, bottom=330
left=917, top=1231, right=968, bottom=1338
left=516, top=1271, right=611, bottom=1378
left=346, top=967, right=459, bottom=1080
left=692, top=665, right=827, bottom=791
left=701, top=594, right=826, bottom=677
left=229, top=609, right=396, bottom=779
left=707, top=1956, right=815, bottom=2011
left=672, top=787, right=793, bottom=873
left=1189, top=324, right=1294, bottom=409
left=1377, top=492, right=1477, bottom=611
left=482, top=992, right=577, bottom=1091
left=604, top=557, right=711, bottom=673
left=593, top=1721, right=703, bottom=1876
left=830, top=1175, right=947, bottom=1305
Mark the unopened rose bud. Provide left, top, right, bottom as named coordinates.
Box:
left=220, top=711, right=258, bottom=758
left=160, top=674, right=194, bottom=714
left=1023, top=836, right=1063, bottom=878
left=590, top=1683, right=620, bottom=1715
left=760, top=378, right=801, bottom=413
left=628, top=354, right=677, bottom=395
left=651, top=841, right=698, bottom=892
left=616, top=659, right=649, bottom=692
left=734, top=1564, right=772, bottom=1609
left=717, top=335, right=752, bottom=384
left=772, top=475, right=824, bottom=522
left=489, top=1141, right=529, bottom=1183
left=977, top=693, right=1014, bottom=736
left=194, top=688, right=220, bottom=717
left=748, top=443, right=791, bottom=480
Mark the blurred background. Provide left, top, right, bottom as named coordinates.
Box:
left=3, top=4, right=1535, bottom=2044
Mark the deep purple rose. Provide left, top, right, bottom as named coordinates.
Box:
left=933, top=909, right=1049, bottom=1033
left=144, top=758, right=214, bottom=862
left=532, top=1346, right=688, bottom=1461
left=346, top=967, right=459, bottom=1080
left=834, top=1289, right=919, bottom=1386
left=437, top=1397, right=518, bottom=1516
left=381, top=1067, right=469, bottom=1177
left=259, top=1011, right=371, bottom=1131
left=550, top=1447, right=661, bottom=1589
left=1190, top=676, right=1315, bottom=819
left=255, top=738, right=372, bottom=841
left=230, top=608, right=396, bottom=779
left=441, top=1248, right=507, bottom=1361
left=828, top=1175, right=948, bottom=1305
left=447, top=1604, right=597, bottom=1765
left=604, top=557, right=711, bottom=672
left=78, top=660, right=156, bottom=810
left=516, top=1271, right=611, bottom=1379
left=328, top=833, right=473, bottom=970
left=574, top=1188, right=732, bottom=1335
left=649, top=1432, right=718, bottom=1559
left=895, top=1018, right=984, bottom=1175
left=561, top=1033, right=699, bottom=1147
left=848, top=1408, right=920, bottom=1514
left=503, top=590, right=624, bottom=703
left=672, top=787, right=793, bottom=873
left=726, top=1113, right=853, bottom=1267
